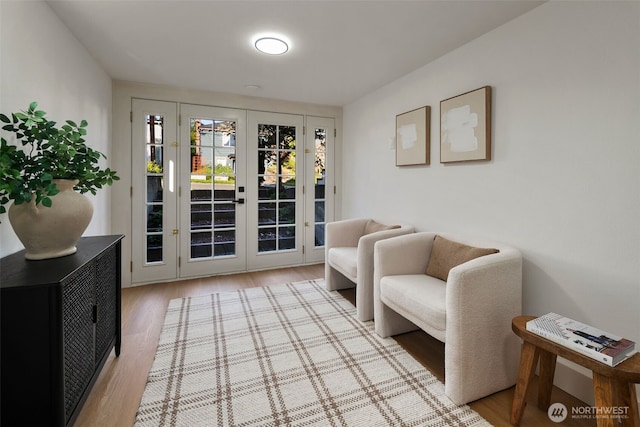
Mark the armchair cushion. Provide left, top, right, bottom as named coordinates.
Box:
left=327, top=247, right=358, bottom=281
left=363, top=219, right=400, bottom=235
left=426, top=235, right=498, bottom=281
left=379, top=274, right=446, bottom=341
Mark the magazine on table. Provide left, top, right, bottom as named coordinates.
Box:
left=526, top=312, right=636, bottom=367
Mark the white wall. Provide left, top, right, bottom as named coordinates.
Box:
left=0, top=1, right=113, bottom=257
left=342, top=2, right=640, bottom=403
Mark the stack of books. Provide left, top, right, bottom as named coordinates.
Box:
left=526, top=313, right=636, bottom=366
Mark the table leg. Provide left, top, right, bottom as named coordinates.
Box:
left=626, top=383, right=640, bottom=427
left=612, top=380, right=639, bottom=427
left=511, top=341, right=539, bottom=426
left=537, top=350, right=557, bottom=411
left=593, top=373, right=615, bottom=427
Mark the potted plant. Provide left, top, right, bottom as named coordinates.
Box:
left=0, top=102, right=119, bottom=259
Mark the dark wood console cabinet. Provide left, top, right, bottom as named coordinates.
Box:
left=1, top=235, right=124, bottom=427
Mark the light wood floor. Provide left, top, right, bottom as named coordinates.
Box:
left=74, top=265, right=595, bottom=426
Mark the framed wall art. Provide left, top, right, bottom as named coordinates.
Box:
left=396, top=105, right=430, bottom=166
left=440, top=86, right=491, bottom=163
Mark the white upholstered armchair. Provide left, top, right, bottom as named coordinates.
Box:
left=325, top=218, right=414, bottom=321
left=373, top=232, right=522, bottom=404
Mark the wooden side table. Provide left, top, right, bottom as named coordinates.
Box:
left=511, top=316, right=640, bottom=427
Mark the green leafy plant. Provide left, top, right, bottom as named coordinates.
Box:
left=146, top=160, right=162, bottom=174
left=0, top=102, right=119, bottom=215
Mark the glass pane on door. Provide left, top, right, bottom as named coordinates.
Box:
left=313, top=127, right=327, bottom=247
left=190, top=118, right=237, bottom=260
left=132, top=99, right=178, bottom=285
left=257, top=124, right=297, bottom=253
left=304, top=116, right=334, bottom=265
left=145, top=114, right=164, bottom=263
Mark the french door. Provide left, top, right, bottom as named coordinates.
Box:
left=247, top=112, right=304, bottom=270
left=131, top=100, right=333, bottom=284
left=179, top=104, right=247, bottom=277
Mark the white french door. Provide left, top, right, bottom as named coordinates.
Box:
left=247, top=111, right=305, bottom=270
left=131, top=100, right=333, bottom=285
left=179, top=104, right=247, bottom=277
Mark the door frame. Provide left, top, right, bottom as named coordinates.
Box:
left=126, top=97, right=336, bottom=286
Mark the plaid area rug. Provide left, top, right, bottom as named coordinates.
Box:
left=134, top=279, right=491, bottom=427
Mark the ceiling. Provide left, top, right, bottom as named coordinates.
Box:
left=47, top=0, right=543, bottom=107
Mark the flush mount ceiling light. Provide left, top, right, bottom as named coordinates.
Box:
left=254, top=37, right=289, bottom=55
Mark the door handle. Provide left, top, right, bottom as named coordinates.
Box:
left=233, top=198, right=245, bottom=204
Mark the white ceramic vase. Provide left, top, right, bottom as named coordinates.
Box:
left=8, top=179, right=94, bottom=260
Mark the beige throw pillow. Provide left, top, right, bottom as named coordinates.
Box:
left=426, top=235, right=499, bottom=281
left=363, top=220, right=400, bottom=235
